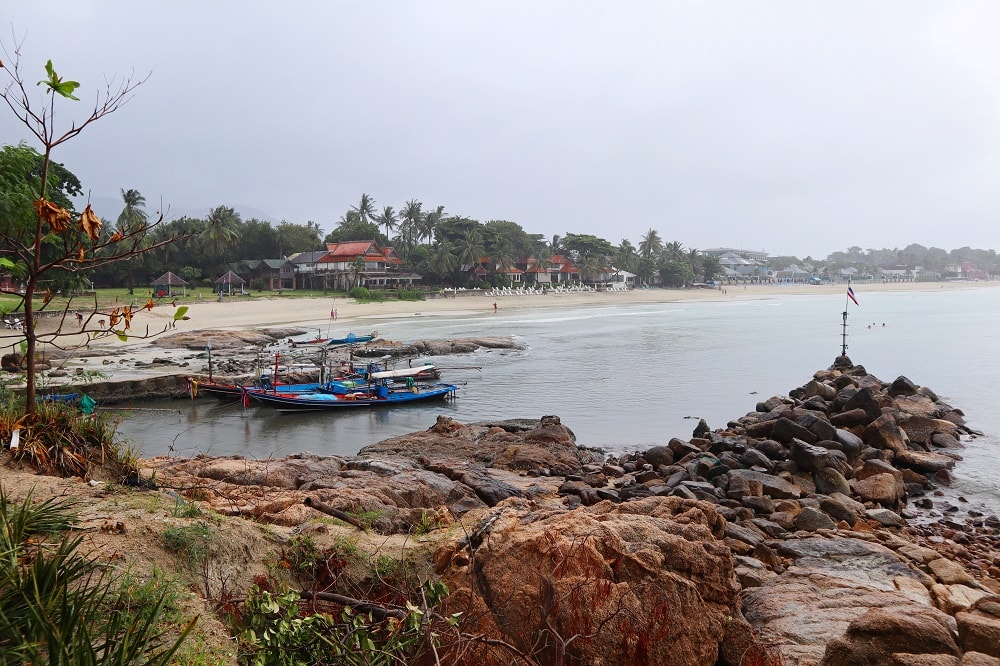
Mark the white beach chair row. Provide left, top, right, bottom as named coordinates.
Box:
left=488, top=287, right=545, bottom=296
left=550, top=285, right=597, bottom=294
left=4, top=318, right=23, bottom=331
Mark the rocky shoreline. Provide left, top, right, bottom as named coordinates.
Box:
left=139, top=355, right=1000, bottom=664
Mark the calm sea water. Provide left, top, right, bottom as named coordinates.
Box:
left=117, top=286, right=1000, bottom=512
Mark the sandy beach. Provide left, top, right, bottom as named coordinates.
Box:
left=102, top=280, right=1000, bottom=340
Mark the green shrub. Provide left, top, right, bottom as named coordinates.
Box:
left=347, top=286, right=370, bottom=300
left=0, top=488, right=194, bottom=664
left=163, top=522, right=213, bottom=565
left=395, top=289, right=425, bottom=301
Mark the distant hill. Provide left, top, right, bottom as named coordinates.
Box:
left=73, top=195, right=279, bottom=225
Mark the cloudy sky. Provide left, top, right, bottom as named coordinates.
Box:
left=4, top=2, right=1000, bottom=258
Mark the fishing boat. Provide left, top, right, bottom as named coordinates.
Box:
left=249, top=378, right=459, bottom=413
left=289, top=331, right=378, bottom=348
left=325, top=332, right=378, bottom=346
left=187, top=378, right=320, bottom=400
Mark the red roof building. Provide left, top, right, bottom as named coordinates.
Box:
left=314, top=240, right=420, bottom=290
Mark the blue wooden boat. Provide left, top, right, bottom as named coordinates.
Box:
left=248, top=380, right=458, bottom=413
left=289, top=331, right=378, bottom=348
left=39, top=392, right=79, bottom=403
left=188, top=378, right=319, bottom=400
left=325, top=332, right=377, bottom=347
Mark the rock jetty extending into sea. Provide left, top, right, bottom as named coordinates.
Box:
left=145, top=355, right=1000, bottom=665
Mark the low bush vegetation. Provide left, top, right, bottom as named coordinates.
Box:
left=0, top=488, right=194, bottom=664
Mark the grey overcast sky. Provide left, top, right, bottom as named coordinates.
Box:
left=4, top=2, right=1000, bottom=258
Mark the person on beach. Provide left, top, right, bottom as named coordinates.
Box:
left=493, top=302, right=497, bottom=312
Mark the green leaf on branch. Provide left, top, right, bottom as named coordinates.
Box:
left=38, top=60, right=80, bottom=100
left=116, top=331, right=128, bottom=342
left=173, top=306, right=189, bottom=320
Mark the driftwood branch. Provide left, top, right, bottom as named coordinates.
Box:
left=304, top=496, right=367, bottom=530
left=299, top=590, right=407, bottom=620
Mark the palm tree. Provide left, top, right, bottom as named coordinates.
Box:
left=375, top=206, right=397, bottom=242
left=492, top=238, right=516, bottom=285
left=398, top=200, right=423, bottom=257
left=117, top=189, right=149, bottom=294
left=528, top=250, right=553, bottom=287
left=639, top=229, right=662, bottom=260
left=580, top=255, right=602, bottom=285
left=351, top=193, right=377, bottom=225
left=550, top=234, right=562, bottom=256
left=421, top=205, right=445, bottom=246
left=336, top=210, right=361, bottom=227
left=687, top=248, right=703, bottom=282
left=663, top=240, right=685, bottom=263
left=616, top=239, right=638, bottom=273
left=430, top=241, right=459, bottom=282
left=116, top=188, right=148, bottom=231
left=202, top=205, right=241, bottom=263
left=456, top=229, right=485, bottom=285
left=350, top=255, right=366, bottom=288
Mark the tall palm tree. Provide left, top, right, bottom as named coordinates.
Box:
left=398, top=200, right=423, bottom=257
left=550, top=234, right=562, bottom=256
left=117, top=189, right=149, bottom=294
left=375, top=206, right=397, bottom=242
left=430, top=241, right=459, bottom=282
left=616, top=239, right=638, bottom=273
left=421, top=205, right=445, bottom=246
left=639, top=229, right=662, bottom=261
left=336, top=210, right=361, bottom=227
left=528, top=250, right=553, bottom=287
left=492, top=238, right=516, bottom=285
left=664, top=240, right=685, bottom=263
left=687, top=247, right=703, bottom=281
left=456, top=229, right=485, bottom=285
left=351, top=193, right=377, bottom=225
left=202, top=205, right=241, bottom=263
left=116, top=188, right=148, bottom=231
left=580, top=255, right=601, bottom=285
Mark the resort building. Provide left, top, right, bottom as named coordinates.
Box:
left=700, top=247, right=770, bottom=263
left=314, top=240, right=421, bottom=291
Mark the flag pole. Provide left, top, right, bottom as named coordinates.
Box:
left=840, top=279, right=850, bottom=356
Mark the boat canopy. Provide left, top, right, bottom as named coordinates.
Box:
left=369, top=365, right=435, bottom=380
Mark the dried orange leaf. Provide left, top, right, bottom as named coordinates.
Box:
left=142, top=299, right=155, bottom=311
left=34, top=198, right=72, bottom=232
left=78, top=244, right=85, bottom=262
left=110, top=231, right=124, bottom=242
left=79, top=204, right=102, bottom=241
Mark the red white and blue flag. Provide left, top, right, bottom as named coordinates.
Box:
left=847, top=286, right=859, bottom=306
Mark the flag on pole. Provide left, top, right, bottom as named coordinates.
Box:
left=847, top=286, right=859, bottom=306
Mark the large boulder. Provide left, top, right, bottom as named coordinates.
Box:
left=743, top=537, right=945, bottom=666
left=729, top=469, right=802, bottom=500
left=821, top=606, right=959, bottom=665
left=361, top=415, right=591, bottom=476
left=436, top=496, right=743, bottom=665
left=864, top=414, right=909, bottom=454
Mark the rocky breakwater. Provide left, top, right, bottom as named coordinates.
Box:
left=545, top=354, right=1000, bottom=665
left=148, top=355, right=1000, bottom=665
